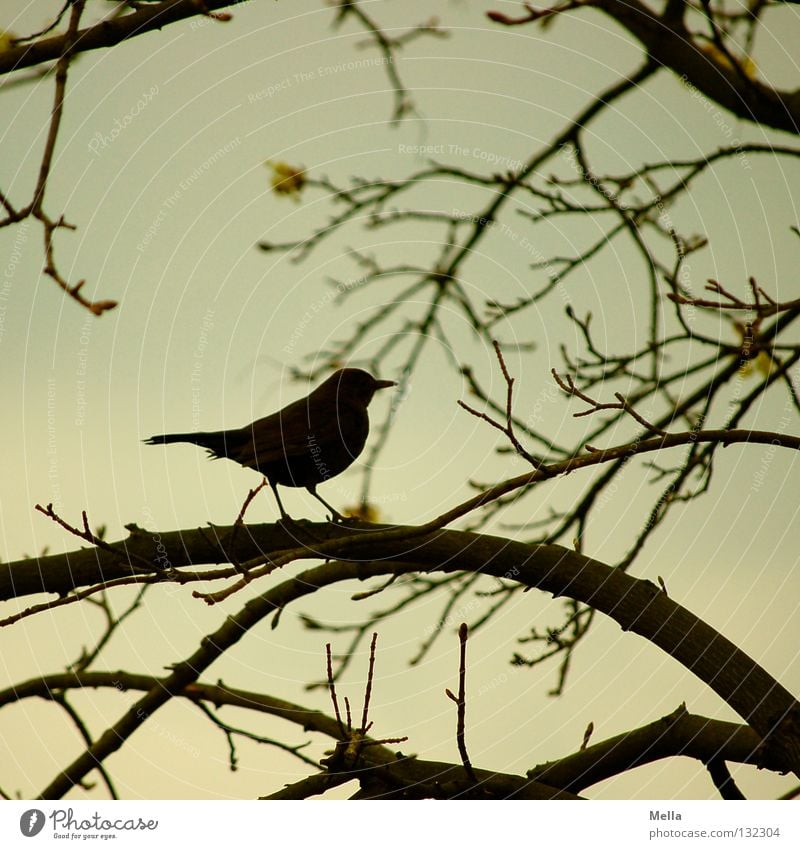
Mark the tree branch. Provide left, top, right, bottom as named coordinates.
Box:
left=0, top=0, right=240, bottom=76
left=2, top=673, right=789, bottom=797
left=596, top=0, right=800, bottom=134
left=19, top=523, right=800, bottom=796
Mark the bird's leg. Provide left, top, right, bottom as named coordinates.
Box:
left=307, top=485, right=345, bottom=523
left=268, top=480, right=292, bottom=522
left=270, top=481, right=327, bottom=543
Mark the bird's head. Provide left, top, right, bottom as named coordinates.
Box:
left=324, top=368, right=396, bottom=407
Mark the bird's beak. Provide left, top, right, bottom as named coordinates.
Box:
left=374, top=379, right=396, bottom=390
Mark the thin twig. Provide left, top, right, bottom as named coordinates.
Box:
left=327, top=643, right=346, bottom=737
left=361, top=633, right=379, bottom=732
left=668, top=277, right=800, bottom=317
left=35, top=504, right=158, bottom=573
left=445, top=623, right=476, bottom=783
left=551, top=370, right=668, bottom=435
left=194, top=701, right=320, bottom=770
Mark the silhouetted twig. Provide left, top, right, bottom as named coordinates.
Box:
left=445, top=623, right=476, bottom=783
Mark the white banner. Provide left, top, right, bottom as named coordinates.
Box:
left=1, top=801, right=797, bottom=848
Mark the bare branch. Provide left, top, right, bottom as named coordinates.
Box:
left=551, top=370, right=668, bottom=435
left=0, top=0, right=238, bottom=76
left=445, top=623, right=477, bottom=783
left=668, top=277, right=800, bottom=318
left=2, top=1, right=118, bottom=316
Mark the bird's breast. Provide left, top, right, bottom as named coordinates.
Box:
left=250, top=405, right=370, bottom=488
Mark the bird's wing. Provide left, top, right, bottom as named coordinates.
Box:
left=233, top=396, right=366, bottom=468
left=233, top=398, right=314, bottom=467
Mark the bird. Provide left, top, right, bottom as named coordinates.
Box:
left=144, top=368, right=396, bottom=520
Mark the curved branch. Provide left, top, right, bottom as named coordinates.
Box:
left=25, top=525, right=800, bottom=797
left=49, top=692, right=118, bottom=800
left=0, top=1, right=239, bottom=77
left=1, top=673, right=789, bottom=798
left=594, top=0, right=800, bottom=134
left=4, top=425, right=800, bottom=605
left=529, top=704, right=774, bottom=793
left=489, top=1, right=800, bottom=134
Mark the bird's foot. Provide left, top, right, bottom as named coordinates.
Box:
left=277, top=514, right=324, bottom=543
left=276, top=512, right=301, bottom=531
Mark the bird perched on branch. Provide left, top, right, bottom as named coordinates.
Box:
left=144, top=368, right=396, bottom=520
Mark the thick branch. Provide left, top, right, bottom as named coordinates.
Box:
left=6, top=426, right=800, bottom=603
left=8, top=673, right=780, bottom=798
left=18, top=525, right=800, bottom=796
left=7, top=672, right=571, bottom=799
left=1, top=674, right=789, bottom=797
left=594, top=0, right=800, bottom=134
left=0, top=0, right=240, bottom=77
left=529, top=704, right=775, bottom=792
left=0, top=521, right=313, bottom=601
left=0, top=674, right=767, bottom=784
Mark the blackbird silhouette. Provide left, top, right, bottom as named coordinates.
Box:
left=144, top=368, right=396, bottom=519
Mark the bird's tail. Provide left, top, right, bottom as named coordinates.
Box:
left=143, top=430, right=230, bottom=458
